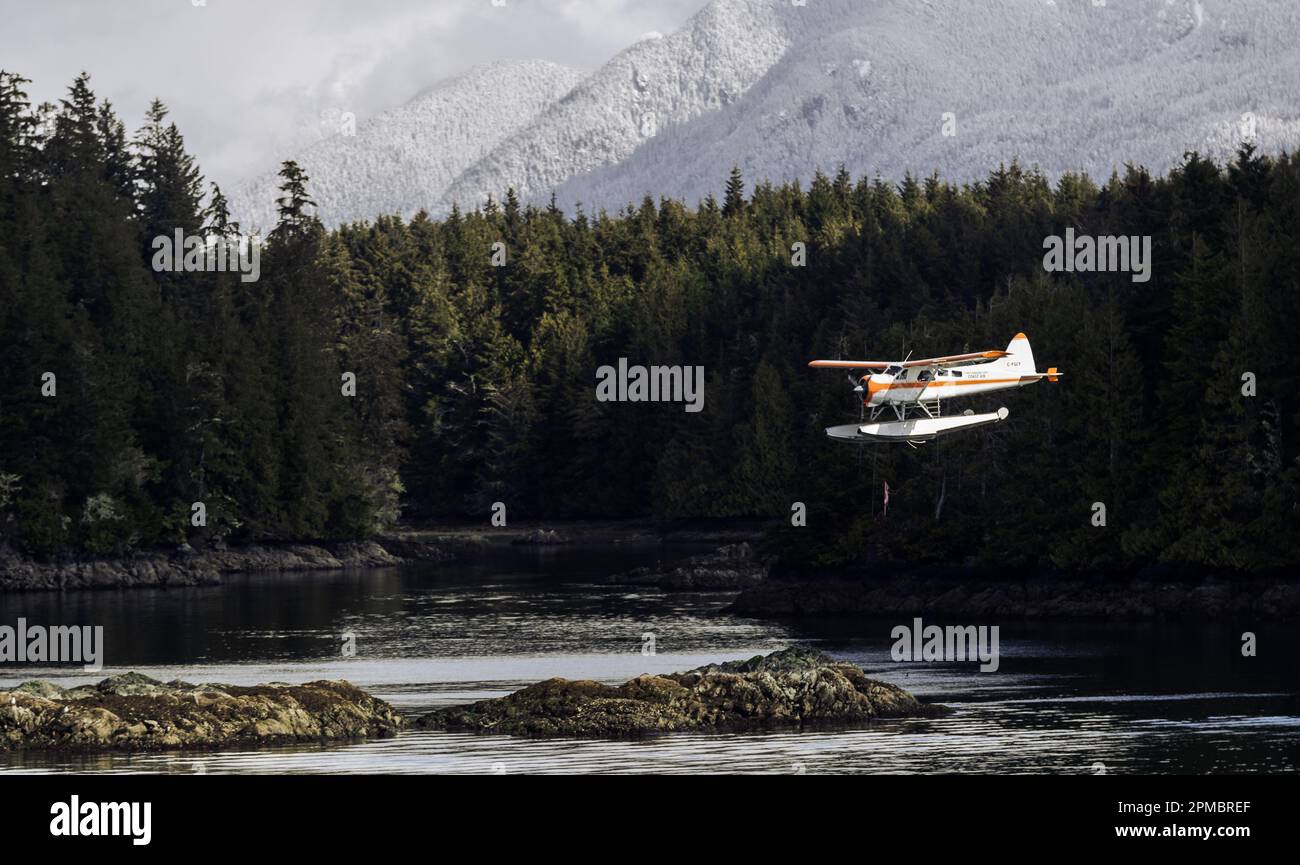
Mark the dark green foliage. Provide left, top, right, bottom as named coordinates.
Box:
left=1, top=71, right=1296, bottom=575
left=0, top=76, right=394, bottom=550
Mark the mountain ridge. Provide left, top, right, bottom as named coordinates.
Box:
left=555, top=0, right=1300, bottom=211
left=434, top=0, right=795, bottom=215
left=229, top=59, right=585, bottom=231
left=232, top=0, right=1300, bottom=226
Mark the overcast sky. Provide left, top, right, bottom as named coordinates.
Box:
left=1, top=0, right=708, bottom=185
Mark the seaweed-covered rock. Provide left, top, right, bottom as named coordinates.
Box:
left=0, top=675, right=403, bottom=752
left=416, top=647, right=947, bottom=738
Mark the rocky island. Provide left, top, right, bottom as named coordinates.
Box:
left=0, top=673, right=404, bottom=752
left=417, top=647, right=948, bottom=737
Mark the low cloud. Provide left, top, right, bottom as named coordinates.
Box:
left=4, top=0, right=707, bottom=185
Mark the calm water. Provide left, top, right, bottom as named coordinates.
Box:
left=2, top=542, right=1297, bottom=774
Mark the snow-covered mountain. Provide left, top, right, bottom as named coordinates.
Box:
left=229, top=60, right=584, bottom=231
left=434, top=0, right=796, bottom=215
left=233, top=0, right=1300, bottom=227
left=555, top=0, right=1300, bottom=211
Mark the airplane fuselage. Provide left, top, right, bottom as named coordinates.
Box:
left=863, top=363, right=1041, bottom=406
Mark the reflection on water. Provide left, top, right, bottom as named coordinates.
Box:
left=2, top=542, right=1298, bottom=774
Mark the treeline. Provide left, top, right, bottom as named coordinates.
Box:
left=1, top=72, right=1296, bottom=573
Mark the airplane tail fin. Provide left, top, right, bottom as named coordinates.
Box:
left=1004, top=333, right=1063, bottom=382
left=1004, top=332, right=1036, bottom=374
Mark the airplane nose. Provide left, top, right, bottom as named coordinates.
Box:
left=866, top=377, right=889, bottom=403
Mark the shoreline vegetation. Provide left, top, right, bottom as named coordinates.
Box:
left=4, top=519, right=1298, bottom=621
left=0, top=519, right=764, bottom=591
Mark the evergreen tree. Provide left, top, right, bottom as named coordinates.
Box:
left=722, top=166, right=745, bottom=218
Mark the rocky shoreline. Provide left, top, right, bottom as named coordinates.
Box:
left=728, top=574, right=1300, bottom=621
left=0, top=523, right=768, bottom=592
left=0, top=673, right=404, bottom=752
left=0, top=537, right=452, bottom=591
left=416, top=647, right=948, bottom=737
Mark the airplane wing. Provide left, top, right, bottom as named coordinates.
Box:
left=807, top=359, right=892, bottom=369
left=899, top=350, right=1008, bottom=368
left=808, top=350, right=1007, bottom=370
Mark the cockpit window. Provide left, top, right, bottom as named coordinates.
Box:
left=885, top=365, right=902, bottom=376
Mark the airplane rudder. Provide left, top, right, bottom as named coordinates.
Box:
left=1006, top=332, right=1036, bottom=374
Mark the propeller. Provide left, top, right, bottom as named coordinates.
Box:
left=848, top=373, right=867, bottom=424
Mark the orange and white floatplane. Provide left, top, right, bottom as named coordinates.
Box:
left=809, top=333, right=1061, bottom=445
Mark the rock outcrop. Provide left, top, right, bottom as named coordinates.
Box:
left=0, top=673, right=404, bottom=751
left=606, top=542, right=768, bottom=590
left=416, top=647, right=947, bottom=737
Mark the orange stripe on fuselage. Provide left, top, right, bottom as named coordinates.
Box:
left=882, top=377, right=1022, bottom=390
left=866, top=377, right=891, bottom=400
left=866, top=376, right=1030, bottom=405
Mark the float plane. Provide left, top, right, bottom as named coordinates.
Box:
left=808, top=333, right=1061, bottom=444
